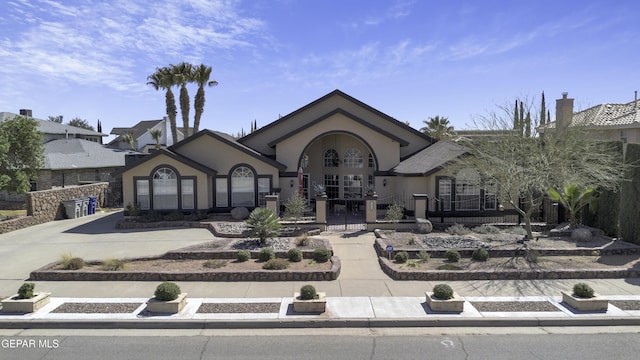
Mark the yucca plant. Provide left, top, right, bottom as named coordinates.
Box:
left=245, top=208, right=281, bottom=244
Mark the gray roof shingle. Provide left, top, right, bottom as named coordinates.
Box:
left=0, top=112, right=106, bottom=136
left=43, top=138, right=132, bottom=170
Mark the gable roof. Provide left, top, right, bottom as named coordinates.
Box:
left=0, top=112, right=106, bottom=137
left=108, top=119, right=163, bottom=146
left=43, top=139, right=131, bottom=170
left=170, top=129, right=287, bottom=171
left=114, top=148, right=217, bottom=177
left=393, top=140, right=467, bottom=176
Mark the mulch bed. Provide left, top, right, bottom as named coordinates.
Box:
left=609, top=300, right=640, bottom=311
left=51, top=303, right=143, bottom=313
left=470, top=301, right=561, bottom=312
left=197, top=302, right=281, bottom=313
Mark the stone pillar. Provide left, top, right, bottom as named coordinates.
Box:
left=365, top=195, right=378, bottom=224
left=265, top=194, right=279, bottom=216
left=315, top=195, right=327, bottom=226
left=413, top=194, right=428, bottom=220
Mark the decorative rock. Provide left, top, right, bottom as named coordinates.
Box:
left=416, top=218, right=433, bottom=234
left=231, top=207, right=250, bottom=220
left=571, top=228, right=592, bottom=242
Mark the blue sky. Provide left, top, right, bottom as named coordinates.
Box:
left=1, top=0, right=638, bottom=138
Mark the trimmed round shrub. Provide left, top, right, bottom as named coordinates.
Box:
left=432, top=284, right=454, bottom=300
left=237, top=250, right=251, bottom=262
left=572, top=283, right=595, bottom=298
left=18, top=282, right=35, bottom=299
left=287, top=248, right=303, bottom=262
left=154, top=282, right=181, bottom=301
left=471, top=248, right=489, bottom=262
left=394, top=251, right=409, bottom=264
left=444, top=250, right=461, bottom=262
left=65, top=257, right=85, bottom=270
left=262, top=258, right=289, bottom=270
left=300, top=285, right=317, bottom=300
left=102, top=258, right=126, bottom=271
left=313, top=248, right=332, bottom=263
left=258, top=248, right=275, bottom=262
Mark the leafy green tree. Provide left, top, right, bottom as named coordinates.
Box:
left=548, top=184, right=597, bottom=226
left=245, top=208, right=281, bottom=244
left=420, top=115, right=455, bottom=140
left=171, top=62, right=193, bottom=138
left=68, top=117, right=95, bottom=131
left=0, top=115, right=44, bottom=194
left=284, top=193, right=307, bottom=229
left=192, top=63, right=218, bottom=133
left=147, top=67, right=178, bottom=144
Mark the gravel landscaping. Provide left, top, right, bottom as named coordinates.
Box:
left=51, top=303, right=143, bottom=313
left=609, top=300, right=640, bottom=311
left=197, top=302, right=281, bottom=313
left=470, top=301, right=561, bottom=312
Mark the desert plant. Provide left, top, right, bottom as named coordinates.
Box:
left=258, top=248, right=275, bottom=262
left=284, top=193, right=307, bottom=228
left=444, top=249, right=461, bottom=262
left=446, top=223, right=470, bottom=235
left=471, top=248, right=489, bottom=261
left=203, top=259, right=227, bottom=269
left=549, top=184, right=597, bottom=226
left=385, top=203, right=404, bottom=222
left=262, top=258, right=289, bottom=270
left=63, top=256, right=85, bottom=270
left=418, top=251, right=431, bottom=262
left=246, top=208, right=281, bottom=244
left=572, top=283, right=595, bottom=298
left=406, top=260, right=420, bottom=268
left=296, top=233, right=309, bottom=247
left=472, top=224, right=501, bottom=234
left=102, top=258, right=126, bottom=271
left=313, top=248, right=332, bottom=263
left=287, top=248, right=303, bottom=262
left=313, top=183, right=326, bottom=196
left=154, top=282, right=181, bottom=301
left=300, top=284, right=317, bottom=300
left=17, top=282, right=35, bottom=299
left=394, top=251, right=409, bottom=263
left=236, top=250, right=251, bottom=262
left=432, top=284, right=454, bottom=300
left=407, top=237, right=416, bottom=245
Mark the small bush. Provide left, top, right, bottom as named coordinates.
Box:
left=258, top=248, right=275, bottom=262
left=237, top=250, right=251, bottom=262
left=164, top=211, right=184, bottom=221
left=471, top=248, right=489, bottom=261
left=472, top=224, right=501, bottom=234
left=407, top=237, right=416, bottom=245
left=297, top=233, right=309, bottom=247
left=18, top=283, right=35, bottom=299
left=154, top=282, right=181, bottom=301
left=394, top=251, right=409, bottom=263
left=102, top=258, right=126, bottom=271
left=572, top=283, right=595, bottom=298
left=432, top=284, right=454, bottom=300
left=444, top=250, right=461, bottom=262
left=203, top=259, right=227, bottom=269
left=64, top=257, right=85, bottom=270
left=418, top=251, right=431, bottom=262
left=385, top=203, right=404, bottom=222
left=300, top=285, right=317, bottom=300
left=138, top=211, right=164, bottom=223
left=313, top=248, right=332, bottom=263
left=262, top=258, right=289, bottom=270
left=446, top=223, right=470, bottom=236
left=287, top=248, right=303, bottom=262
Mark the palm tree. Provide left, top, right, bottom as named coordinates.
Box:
left=420, top=115, right=455, bottom=140
left=192, top=64, right=218, bottom=133
left=149, top=128, right=162, bottom=148
left=245, top=208, right=281, bottom=244
left=171, top=62, right=193, bottom=139
left=147, top=67, right=178, bottom=144
left=123, top=133, right=136, bottom=151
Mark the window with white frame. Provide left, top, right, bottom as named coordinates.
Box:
left=455, top=169, right=480, bottom=211
left=215, top=178, right=228, bottom=207
left=258, top=177, right=270, bottom=207
left=324, top=174, right=339, bottom=199
left=344, top=148, right=363, bottom=168
left=438, top=178, right=452, bottom=211
left=343, top=175, right=363, bottom=199
left=181, top=179, right=194, bottom=209
left=153, top=168, right=178, bottom=209
left=136, top=179, right=150, bottom=210
left=231, top=166, right=255, bottom=207
left=324, top=149, right=339, bottom=167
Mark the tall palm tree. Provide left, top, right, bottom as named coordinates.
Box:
left=420, top=115, right=455, bottom=140
left=171, top=62, right=193, bottom=139
left=192, top=64, right=218, bottom=133
left=147, top=67, right=178, bottom=144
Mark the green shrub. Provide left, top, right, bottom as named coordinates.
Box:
left=17, top=282, right=35, bottom=299
left=446, top=223, right=470, bottom=235
left=471, top=248, right=489, bottom=261
left=407, top=237, right=416, bottom=245
left=432, top=284, right=454, bottom=300
left=64, top=257, right=85, bottom=270
left=444, top=250, right=461, bottom=262
left=385, top=203, right=404, bottom=222
left=102, top=258, right=126, bottom=271
left=258, top=248, right=275, bottom=262
left=246, top=208, right=281, bottom=244
left=300, top=284, right=317, bottom=300
left=418, top=251, right=431, bottom=262
left=394, top=251, right=409, bottom=263
left=313, top=248, right=332, bottom=263
left=154, top=282, right=181, bottom=301
left=185, top=210, right=209, bottom=221
left=472, top=224, right=501, bottom=234
left=236, top=250, right=251, bottom=262
left=287, top=248, right=303, bottom=262
left=262, top=258, right=289, bottom=270
left=406, top=260, right=420, bottom=268
left=203, top=259, right=227, bottom=269
left=572, top=283, right=595, bottom=298
left=164, top=211, right=184, bottom=221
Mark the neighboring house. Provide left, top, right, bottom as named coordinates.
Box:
left=118, top=90, right=519, bottom=224
left=109, top=118, right=190, bottom=152
left=0, top=110, right=105, bottom=143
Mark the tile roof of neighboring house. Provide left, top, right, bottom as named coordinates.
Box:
left=393, top=140, right=467, bottom=176
left=108, top=119, right=163, bottom=144
left=0, top=112, right=106, bottom=137
left=43, top=138, right=132, bottom=170
left=543, top=99, right=640, bottom=130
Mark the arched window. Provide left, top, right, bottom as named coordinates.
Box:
left=231, top=166, right=255, bottom=207
left=344, top=148, right=363, bottom=168
left=153, top=167, right=178, bottom=209
left=324, top=149, right=339, bottom=168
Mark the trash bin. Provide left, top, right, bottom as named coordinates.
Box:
left=88, top=196, right=97, bottom=215
left=63, top=199, right=82, bottom=219
left=81, top=197, right=90, bottom=217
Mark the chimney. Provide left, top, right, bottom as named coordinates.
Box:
left=19, top=109, right=33, bottom=117
left=555, top=92, right=573, bottom=132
